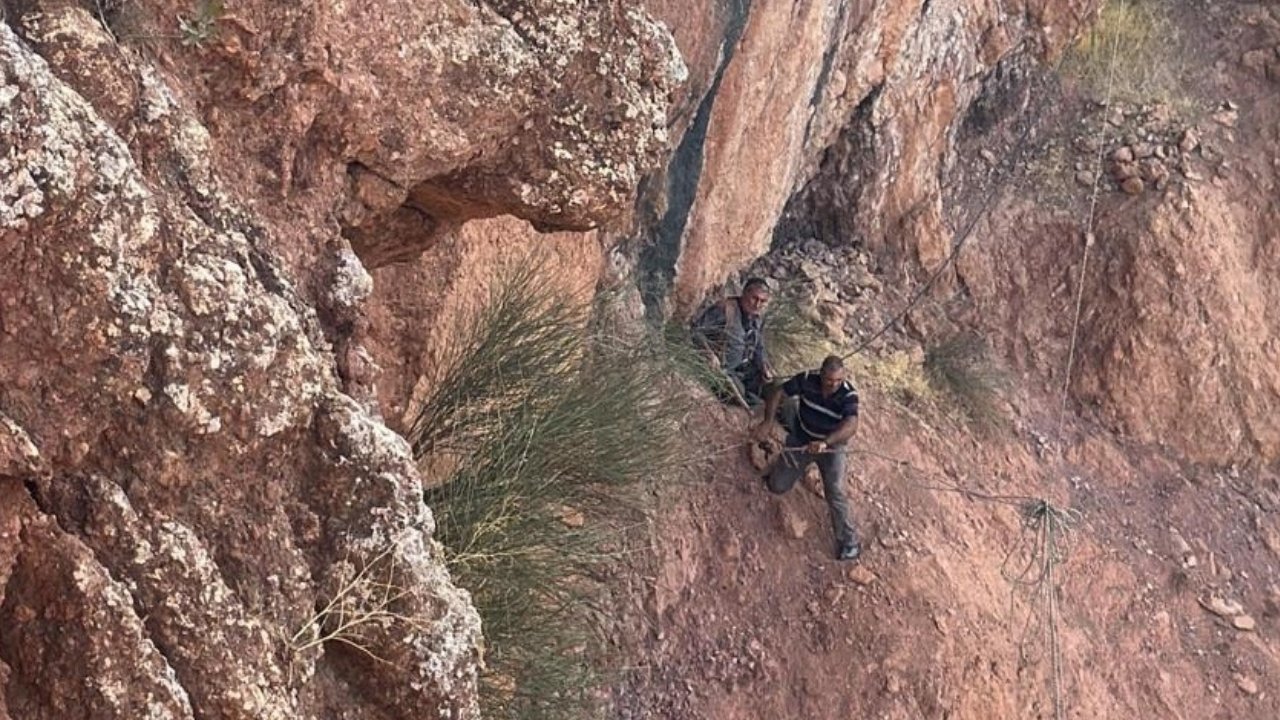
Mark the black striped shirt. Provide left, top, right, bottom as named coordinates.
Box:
left=781, top=371, right=859, bottom=442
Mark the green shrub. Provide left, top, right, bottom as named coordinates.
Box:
left=409, top=263, right=692, bottom=720
left=760, top=281, right=832, bottom=377
left=1062, top=0, right=1184, bottom=106
left=178, top=0, right=224, bottom=47
left=924, top=333, right=1008, bottom=428
left=851, top=351, right=936, bottom=406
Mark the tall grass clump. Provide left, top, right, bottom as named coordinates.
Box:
left=760, top=281, right=832, bottom=376
left=924, top=332, right=1008, bottom=429
left=408, top=263, right=692, bottom=720
left=1062, top=0, right=1185, bottom=106
left=850, top=351, right=936, bottom=406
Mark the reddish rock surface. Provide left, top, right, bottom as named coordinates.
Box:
left=6, top=0, right=1280, bottom=717
left=0, top=11, right=488, bottom=719
left=666, top=0, right=1100, bottom=313
left=2, top=0, right=688, bottom=715
left=1080, top=185, right=1280, bottom=463
left=364, top=216, right=606, bottom=431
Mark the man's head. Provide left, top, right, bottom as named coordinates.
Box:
left=739, top=277, right=772, bottom=317
left=819, top=354, right=846, bottom=396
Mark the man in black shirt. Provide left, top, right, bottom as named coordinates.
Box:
left=756, top=354, right=862, bottom=561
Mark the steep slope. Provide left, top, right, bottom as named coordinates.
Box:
left=0, top=21, right=480, bottom=719
left=610, top=1, right=1280, bottom=718
left=611, top=387, right=1280, bottom=719
left=5, top=0, right=1277, bottom=717
left=0, top=1, right=685, bottom=717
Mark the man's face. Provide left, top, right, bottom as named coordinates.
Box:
left=820, top=367, right=845, bottom=396
left=741, top=288, right=771, bottom=317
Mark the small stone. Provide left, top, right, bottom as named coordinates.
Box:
left=133, top=387, right=153, bottom=405
left=1121, top=176, right=1145, bottom=195
left=1075, top=170, right=1094, bottom=187
left=1112, top=161, right=1139, bottom=180
left=805, top=465, right=823, bottom=497
left=1141, top=159, right=1170, bottom=184
left=1234, top=674, right=1259, bottom=696
left=931, top=613, right=949, bottom=636
left=1242, top=49, right=1272, bottom=74
left=748, top=441, right=773, bottom=472
left=1110, top=146, right=1135, bottom=163
left=1179, top=128, right=1201, bottom=153
left=1201, top=595, right=1244, bottom=617
left=980, top=148, right=997, bottom=164
left=779, top=505, right=809, bottom=539
left=847, top=565, right=877, bottom=586
left=557, top=505, right=586, bottom=528
left=1132, top=142, right=1155, bottom=159
left=1233, top=614, right=1257, bottom=631
left=1170, top=529, right=1193, bottom=556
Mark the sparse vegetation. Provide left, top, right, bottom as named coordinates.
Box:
left=409, top=263, right=694, bottom=720
left=1062, top=0, right=1185, bottom=106
left=761, top=281, right=832, bottom=377
left=924, top=332, right=1008, bottom=428
left=178, top=0, right=224, bottom=47
left=850, top=350, right=936, bottom=406
left=287, top=543, right=424, bottom=680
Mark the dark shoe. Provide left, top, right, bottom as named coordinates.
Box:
left=837, top=541, right=862, bottom=562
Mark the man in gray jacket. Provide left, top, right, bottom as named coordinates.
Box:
left=691, top=277, right=773, bottom=406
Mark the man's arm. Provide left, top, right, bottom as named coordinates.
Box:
left=824, top=416, right=859, bottom=446
left=753, top=326, right=771, bottom=380
left=690, top=303, right=727, bottom=366
left=822, top=390, right=860, bottom=447
left=752, top=373, right=800, bottom=439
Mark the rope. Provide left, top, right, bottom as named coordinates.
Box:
left=753, top=22, right=1124, bottom=720
left=769, top=438, right=1080, bottom=719
left=1057, top=17, right=1122, bottom=438
left=776, top=443, right=1039, bottom=507
left=842, top=40, right=1070, bottom=360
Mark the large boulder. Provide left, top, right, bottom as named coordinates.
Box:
left=0, top=19, right=480, bottom=719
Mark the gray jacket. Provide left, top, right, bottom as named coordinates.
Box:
left=691, top=297, right=767, bottom=374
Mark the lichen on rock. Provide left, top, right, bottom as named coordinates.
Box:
left=0, top=16, right=482, bottom=718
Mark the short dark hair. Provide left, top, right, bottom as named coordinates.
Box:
left=742, top=277, right=772, bottom=295
left=820, top=355, right=844, bottom=374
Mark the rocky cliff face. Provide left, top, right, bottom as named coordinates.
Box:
left=0, top=0, right=684, bottom=717
left=9, top=0, right=1273, bottom=717
left=0, top=17, right=481, bottom=719
left=657, top=0, right=1098, bottom=312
